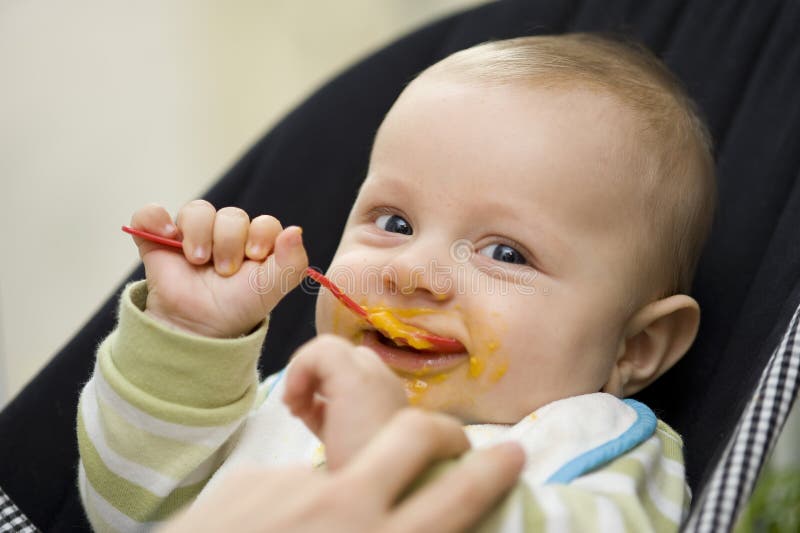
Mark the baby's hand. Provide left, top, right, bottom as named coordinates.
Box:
left=283, top=335, right=408, bottom=470
left=130, top=201, right=308, bottom=338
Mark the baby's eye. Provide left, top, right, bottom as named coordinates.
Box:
left=375, top=214, right=413, bottom=235
left=479, top=243, right=527, bottom=265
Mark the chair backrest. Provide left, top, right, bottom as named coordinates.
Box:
left=1, top=0, right=799, bottom=530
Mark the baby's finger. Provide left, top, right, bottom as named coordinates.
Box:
left=212, top=207, right=250, bottom=276
left=283, top=335, right=357, bottom=405
left=129, top=203, right=178, bottom=256
left=284, top=371, right=327, bottom=438
left=283, top=358, right=321, bottom=415
left=176, top=200, right=216, bottom=265
left=251, top=226, right=308, bottom=312
left=283, top=336, right=354, bottom=436
left=246, top=215, right=282, bottom=261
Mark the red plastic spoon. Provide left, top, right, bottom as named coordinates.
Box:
left=121, top=225, right=465, bottom=353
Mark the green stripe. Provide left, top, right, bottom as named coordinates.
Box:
left=99, top=337, right=256, bottom=426
left=553, top=485, right=599, bottom=531
left=617, top=441, right=684, bottom=504
left=640, top=489, right=681, bottom=532
left=602, top=454, right=683, bottom=529
left=655, top=421, right=684, bottom=463
left=471, top=482, right=543, bottom=531
left=78, top=410, right=206, bottom=522
left=96, top=395, right=221, bottom=479
left=603, top=492, right=658, bottom=531
left=109, top=280, right=266, bottom=411
left=605, top=440, right=680, bottom=480
left=520, top=483, right=547, bottom=530
left=479, top=482, right=653, bottom=532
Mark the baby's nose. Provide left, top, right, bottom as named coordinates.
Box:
left=380, top=246, right=457, bottom=302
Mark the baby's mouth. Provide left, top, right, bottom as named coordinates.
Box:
left=375, top=328, right=429, bottom=352
left=366, top=308, right=465, bottom=354
left=361, top=328, right=469, bottom=375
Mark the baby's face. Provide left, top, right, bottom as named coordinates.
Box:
left=315, top=75, right=650, bottom=423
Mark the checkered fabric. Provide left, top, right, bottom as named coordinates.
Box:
left=685, top=301, right=800, bottom=532
left=0, top=486, right=38, bottom=533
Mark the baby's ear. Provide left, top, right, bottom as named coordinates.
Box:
left=604, top=295, right=700, bottom=397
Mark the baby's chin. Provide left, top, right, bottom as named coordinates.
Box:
left=402, top=374, right=550, bottom=424
left=410, top=395, right=517, bottom=425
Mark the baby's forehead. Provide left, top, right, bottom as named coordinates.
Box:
left=378, top=77, right=655, bottom=206
left=414, top=73, right=649, bottom=147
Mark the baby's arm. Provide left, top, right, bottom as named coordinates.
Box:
left=282, top=335, right=408, bottom=470
left=77, top=201, right=308, bottom=532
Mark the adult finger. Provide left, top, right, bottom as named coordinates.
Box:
left=342, top=408, right=471, bottom=504
left=386, top=441, right=525, bottom=533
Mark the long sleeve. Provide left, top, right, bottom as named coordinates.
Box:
left=475, top=421, right=690, bottom=532
left=76, top=281, right=269, bottom=532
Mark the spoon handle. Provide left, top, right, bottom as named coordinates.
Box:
left=303, top=267, right=368, bottom=318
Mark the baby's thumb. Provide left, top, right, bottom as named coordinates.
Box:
left=252, top=226, right=308, bottom=313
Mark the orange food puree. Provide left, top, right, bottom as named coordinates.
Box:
left=361, top=306, right=508, bottom=405
left=365, top=307, right=438, bottom=350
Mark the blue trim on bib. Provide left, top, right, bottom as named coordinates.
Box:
left=264, top=367, right=287, bottom=399
left=545, top=399, right=657, bottom=484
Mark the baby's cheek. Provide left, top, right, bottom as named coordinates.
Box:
left=313, top=292, right=336, bottom=335
left=314, top=291, right=359, bottom=342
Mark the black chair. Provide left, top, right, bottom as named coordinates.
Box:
left=2, top=1, right=799, bottom=531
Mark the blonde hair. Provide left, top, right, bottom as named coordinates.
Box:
left=422, top=33, right=715, bottom=296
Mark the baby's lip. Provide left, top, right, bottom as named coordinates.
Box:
left=406, top=330, right=466, bottom=354
left=368, top=317, right=467, bottom=354
left=361, top=330, right=469, bottom=375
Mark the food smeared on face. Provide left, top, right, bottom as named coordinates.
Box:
left=355, top=305, right=507, bottom=405
left=366, top=308, right=436, bottom=350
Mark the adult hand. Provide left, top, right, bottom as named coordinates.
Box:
left=159, top=409, right=524, bottom=533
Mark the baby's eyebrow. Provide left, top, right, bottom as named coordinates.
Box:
left=354, top=174, right=404, bottom=203
left=362, top=173, right=407, bottom=193
left=476, top=197, right=569, bottom=265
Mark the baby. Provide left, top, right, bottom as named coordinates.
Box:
left=77, top=33, right=715, bottom=532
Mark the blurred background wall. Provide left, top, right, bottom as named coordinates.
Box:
left=0, top=0, right=490, bottom=405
